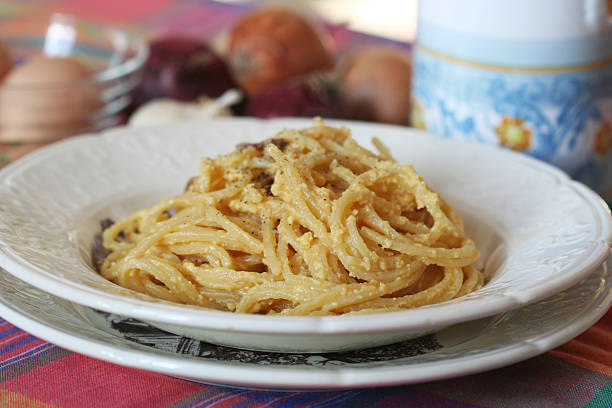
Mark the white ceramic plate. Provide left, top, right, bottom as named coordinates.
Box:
left=0, top=118, right=610, bottom=352
left=0, top=261, right=610, bottom=389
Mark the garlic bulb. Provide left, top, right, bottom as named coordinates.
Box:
left=129, top=88, right=242, bottom=127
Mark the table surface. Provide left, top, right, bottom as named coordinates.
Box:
left=0, top=1, right=611, bottom=407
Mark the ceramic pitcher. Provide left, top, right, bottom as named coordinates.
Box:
left=411, top=0, right=612, bottom=197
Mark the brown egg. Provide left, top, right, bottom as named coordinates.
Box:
left=3, top=55, right=92, bottom=85
left=0, top=39, right=11, bottom=83
left=0, top=56, right=101, bottom=144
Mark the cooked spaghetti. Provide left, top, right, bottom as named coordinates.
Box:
left=99, top=119, right=482, bottom=315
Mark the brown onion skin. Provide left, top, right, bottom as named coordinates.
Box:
left=227, top=7, right=334, bottom=96
left=339, top=47, right=412, bottom=126
left=0, top=40, right=11, bottom=83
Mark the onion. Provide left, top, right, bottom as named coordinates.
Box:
left=227, top=7, right=334, bottom=96
left=339, top=47, right=412, bottom=126
left=246, top=73, right=345, bottom=119
left=135, top=36, right=236, bottom=105
left=0, top=38, right=11, bottom=83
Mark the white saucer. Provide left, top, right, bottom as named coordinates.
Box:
left=0, top=259, right=610, bottom=390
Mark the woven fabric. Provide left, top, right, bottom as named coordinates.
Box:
left=0, top=314, right=610, bottom=408
left=0, top=0, right=611, bottom=406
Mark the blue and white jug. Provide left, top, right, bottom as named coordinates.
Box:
left=412, top=0, right=612, bottom=197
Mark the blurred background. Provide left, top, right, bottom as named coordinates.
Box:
left=1, top=0, right=611, bottom=198
left=0, top=0, right=416, bottom=166
left=0, top=0, right=418, bottom=42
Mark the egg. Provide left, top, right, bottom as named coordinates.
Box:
left=3, top=55, right=91, bottom=85
left=0, top=56, right=101, bottom=144
left=0, top=39, right=11, bottom=83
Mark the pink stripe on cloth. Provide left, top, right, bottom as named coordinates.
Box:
left=1, top=353, right=203, bottom=408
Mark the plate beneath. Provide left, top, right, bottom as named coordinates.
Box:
left=0, top=259, right=610, bottom=390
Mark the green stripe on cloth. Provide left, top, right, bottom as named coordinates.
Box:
left=0, top=346, right=71, bottom=383
left=415, top=354, right=612, bottom=408
left=582, top=381, right=612, bottom=408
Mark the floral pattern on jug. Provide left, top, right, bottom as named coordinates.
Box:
left=413, top=0, right=612, bottom=198
left=412, top=46, right=612, bottom=196
left=495, top=117, right=532, bottom=151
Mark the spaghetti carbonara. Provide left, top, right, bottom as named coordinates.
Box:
left=99, top=119, right=482, bottom=315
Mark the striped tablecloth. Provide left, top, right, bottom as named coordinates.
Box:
left=0, top=312, right=610, bottom=408
left=0, top=1, right=611, bottom=407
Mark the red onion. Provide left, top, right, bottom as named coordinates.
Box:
left=135, top=36, right=236, bottom=105
left=246, top=74, right=346, bottom=119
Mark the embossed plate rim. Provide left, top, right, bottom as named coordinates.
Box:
left=0, top=118, right=610, bottom=337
